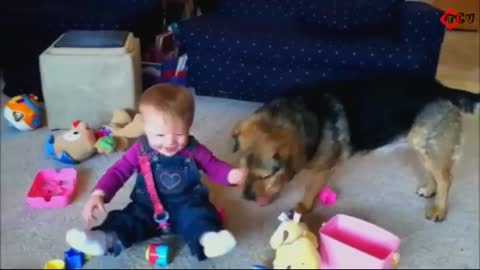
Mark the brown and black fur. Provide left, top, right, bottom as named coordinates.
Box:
left=232, top=77, right=479, bottom=222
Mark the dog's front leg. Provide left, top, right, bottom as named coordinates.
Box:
left=294, top=168, right=334, bottom=214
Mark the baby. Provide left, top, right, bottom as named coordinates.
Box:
left=66, top=83, right=246, bottom=261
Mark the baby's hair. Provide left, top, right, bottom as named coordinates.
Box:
left=139, top=83, right=195, bottom=128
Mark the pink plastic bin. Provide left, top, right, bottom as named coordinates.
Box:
left=319, top=214, right=400, bottom=269
left=26, top=168, right=77, bottom=208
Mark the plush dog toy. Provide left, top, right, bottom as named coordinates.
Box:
left=270, top=212, right=321, bottom=269
left=45, top=109, right=144, bottom=164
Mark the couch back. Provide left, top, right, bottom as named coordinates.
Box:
left=218, top=0, right=405, bottom=33
left=217, top=0, right=298, bottom=18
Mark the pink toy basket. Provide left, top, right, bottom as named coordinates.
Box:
left=26, top=168, right=77, bottom=208
left=319, top=214, right=400, bottom=269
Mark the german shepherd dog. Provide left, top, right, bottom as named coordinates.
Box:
left=232, top=78, right=479, bottom=222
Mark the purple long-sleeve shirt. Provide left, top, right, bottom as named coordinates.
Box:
left=94, top=141, right=233, bottom=203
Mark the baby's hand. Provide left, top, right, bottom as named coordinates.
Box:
left=82, top=190, right=107, bottom=225
left=227, top=168, right=247, bottom=186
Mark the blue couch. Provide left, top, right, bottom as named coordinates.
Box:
left=177, top=0, right=446, bottom=102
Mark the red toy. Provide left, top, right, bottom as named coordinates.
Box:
left=216, top=206, right=226, bottom=225
left=145, top=244, right=169, bottom=266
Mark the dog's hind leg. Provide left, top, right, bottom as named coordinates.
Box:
left=407, top=101, right=463, bottom=222
left=415, top=158, right=437, bottom=198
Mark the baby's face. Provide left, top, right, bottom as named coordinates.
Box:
left=142, top=108, right=190, bottom=157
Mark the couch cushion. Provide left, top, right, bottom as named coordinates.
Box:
left=296, top=0, right=405, bottom=33
left=179, top=16, right=431, bottom=72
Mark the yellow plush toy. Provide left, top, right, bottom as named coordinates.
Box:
left=269, top=212, right=321, bottom=269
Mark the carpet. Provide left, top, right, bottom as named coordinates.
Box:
left=1, top=90, right=479, bottom=269
left=1, top=30, right=479, bottom=269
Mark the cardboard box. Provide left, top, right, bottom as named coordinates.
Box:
left=433, top=0, right=479, bottom=31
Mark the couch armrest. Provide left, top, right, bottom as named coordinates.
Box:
left=399, top=1, right=445, bottom=47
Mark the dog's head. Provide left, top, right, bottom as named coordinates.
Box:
left=232, top=114, right=304, bottom=206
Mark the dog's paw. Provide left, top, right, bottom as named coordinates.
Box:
left=416, top=185, right=436, bottom=198
left=294, top=202, right=313, bottom=215
left=426, top=205, right=447, bottom=222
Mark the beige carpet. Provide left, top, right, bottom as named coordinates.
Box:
left=1, top=30, right=478, bottom=269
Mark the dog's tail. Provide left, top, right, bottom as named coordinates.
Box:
left=440, top=86, right=480, bottom=114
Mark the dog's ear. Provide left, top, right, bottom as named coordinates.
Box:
left=232, top=134, right=240, bottom=153
left=231, top=120, right=244, bottom=153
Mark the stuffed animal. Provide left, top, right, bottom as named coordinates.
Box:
left=45, top=120, right=97, bottom=164
left=269, top=212, right=321, bottom=269
left=3, top=94, right=43, bottom=131
left=45, top=110, right=144, bottom=164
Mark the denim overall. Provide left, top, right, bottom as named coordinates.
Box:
left=93, top=136, right=223, bottom=261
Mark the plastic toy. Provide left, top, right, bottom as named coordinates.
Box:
left=252, top=264, right=270, bottom=269
left=45, top=110, right=144, bottom=164
left=319, top=214, right=400, bottom=269
left=95, top=136, right=116, bottom=154
left=43, top=259, right=65, bottom=269
left=318, top=186, right=337, bottom=206
left=3, top=94, right=43, bottom=131
left=64, top=248, right=88, bottom=269
left=43, top=248, right=89, bottom=270
left=216, top=206, right=226, bottom=225
left=26, top=168, right=77, bottom=208
left=270, top=212, right=321, bottom=269
left=145, top=244, right=169, bottom=266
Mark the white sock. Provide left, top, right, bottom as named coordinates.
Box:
left=65, top=228, right=112, bottom=256
left=200, top=230, right=237, bottom=258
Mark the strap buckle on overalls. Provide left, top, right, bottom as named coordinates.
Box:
left=154, top=211, right=170, bottom=223
left=154, top=211, right=171, bottom=232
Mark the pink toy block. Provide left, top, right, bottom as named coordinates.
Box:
left=26, top=168, right=77, bottom=208
left=319, top=214, right=400, bottom=269
left=318, top=186, right=337, bottom=206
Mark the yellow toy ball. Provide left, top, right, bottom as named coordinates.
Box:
left=3, top=94, right=43, bottom=131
